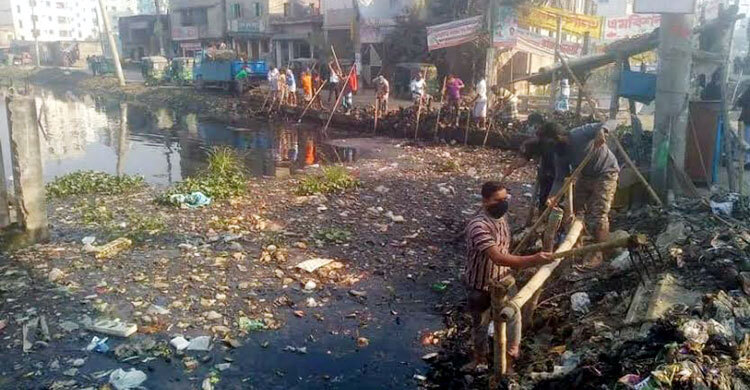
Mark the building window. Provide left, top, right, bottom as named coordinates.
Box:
left=181, top=8, right=208, bottom=26
left=16, top=5, right=20, bottom=13
left=31, top=15, right=38, bottom=22
left=255, top=2, right=262, bottom=17
left=18, top=21, right=22, bottom=28
left=60, top=30, right=69, bottom=37
left=58, top=16, right=66, bottom=23
left=230, top=3, right=241, bottom=19
left=56, top=2, right=64, bottom=8
left=283, top=2, right=290, bottom=16
left=29, top=0, right=36, bottom=6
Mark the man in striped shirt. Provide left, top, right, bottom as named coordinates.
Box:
left=463, top=181, right=552, bottom=372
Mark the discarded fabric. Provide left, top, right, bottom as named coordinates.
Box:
left=168, top=192, right=212, bottom=208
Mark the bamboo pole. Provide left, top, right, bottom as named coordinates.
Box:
left=298, top=81, right=328, bottom=123
left=483, top=117, right=495, bottom=147
left=610, top=135, right=663, bottom=206
left=463, top=108, right=471, bottom=145
left=556, top=52, right=603, bottom=120
left=501, top=218, right=585, bottom=322
left=490, top=275, right=515, bottom=383
left=512, top=146, right=598, bottom=254
left=373, top=96, right=379, bottom=133
left=331, top=45, right=343, bottom=75
left=414, top=93, right=424, bottom=139
left=323, top=67, right=355, bottom=136
left=432, top=77, right=448, bottom=140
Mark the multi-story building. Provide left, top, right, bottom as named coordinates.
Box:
left=0, top=0, right=101, bottom=42
left=169, top=0, right=227, bottom=56
left=225, top=0, right=275, bottom=61
left=268, top=0, right=322, bottom=66
left=138, top=0, right=170, bottom=15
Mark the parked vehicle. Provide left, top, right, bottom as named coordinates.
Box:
left=168, top=57, right=195, bottom=85
left=193, top=50, right=268, bottom=95
left=141, top=56, right=169, bottom=86
left=87, top=56, right=115, bottom=76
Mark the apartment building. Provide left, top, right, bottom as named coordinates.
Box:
left=169, top=0, right=227, bottom=55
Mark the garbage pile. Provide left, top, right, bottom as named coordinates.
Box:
left=422, top=196, right=750, bottom=389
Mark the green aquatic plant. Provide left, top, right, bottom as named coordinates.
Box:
left=159, top=146, right=247, bottom=204
left=296, top=166, right=360, bottom=196
left=46, top=171, right=145, bottom=198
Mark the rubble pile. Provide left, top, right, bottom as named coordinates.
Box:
left=423, top=198, right=750, bottom=389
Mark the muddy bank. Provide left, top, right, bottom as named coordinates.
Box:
left=0, top=137, right=537, bottom=389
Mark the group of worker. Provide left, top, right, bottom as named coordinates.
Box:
left=462, top=115, right=621, bottom=373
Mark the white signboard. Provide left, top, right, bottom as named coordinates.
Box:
left=596, top=0, right=628, bottom=17
left=634, top=0, right=697, bottom=13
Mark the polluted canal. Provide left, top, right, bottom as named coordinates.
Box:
left=0, top=89, right=528, bottom=389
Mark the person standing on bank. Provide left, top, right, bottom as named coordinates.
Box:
left=538, top=119, right=620, bottom=269
left=462, top=181, right=553, bottom=372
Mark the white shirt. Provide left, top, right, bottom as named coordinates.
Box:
left=268, top=69, right=279, bottom=89
left=410, top=78, right=425, bottom=96
left=330, top=72, right=340, bottom=83
left=476, top=79, right=487, bottom=102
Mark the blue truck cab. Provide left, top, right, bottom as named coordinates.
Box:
left=193, top=50, right=268, bottom=95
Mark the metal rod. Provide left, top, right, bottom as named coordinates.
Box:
left=433, top=77, right=447, bottom=141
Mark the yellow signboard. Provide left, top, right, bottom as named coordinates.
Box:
left=519, top=6, right=603, bottom=39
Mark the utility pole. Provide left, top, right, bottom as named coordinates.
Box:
left=650, top=13, right=695, bottom=201
left=30, top=0, right=40, bottom=67
left=549, top=16, right=563, bottom=111
left=154, top=0, right=165, bottom=56
left=97, top=0, right=126, bottom=87
left=485, top=0, right=496, bottom=105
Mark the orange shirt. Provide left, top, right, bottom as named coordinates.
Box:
left=301, top=74, right=313, bottom=94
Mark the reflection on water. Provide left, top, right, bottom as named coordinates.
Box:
left=0, top=91, right=319, bottom=186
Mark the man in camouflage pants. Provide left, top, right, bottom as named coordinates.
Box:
left=538, top=119, right=620, bottom=269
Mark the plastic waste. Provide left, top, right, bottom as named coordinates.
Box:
left=295, top=258, right=334, bottom=273
left=570, top=292, right=591, bottom=314
left=170, top=336, right=190, bottom=351
left=431, top=283, right=448, bottom=292
left=168, top=192, right=212, bottom=208
left=109, top=368, right=147, bottom=390
left=85, top=336, right=109, bottom=353
left=186, top=336, right=212, bottom=351
left=95, top=237, right=133, bottom=259
left=680, top=319, right=709, bottom=344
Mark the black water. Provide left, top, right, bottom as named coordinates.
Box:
left=0, top=91, right=320, bottom=186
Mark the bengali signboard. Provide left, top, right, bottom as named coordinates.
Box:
left=603, top=14, right=661, bottom=41
left=634, top=0, right=697, bottom=13
left=171, top=26, right=199, bottom=41
left=516, top=29, right=582, bottom=57
left=519, top=6, right=603, bottom=39
left=426, top=15, right=483, bottom=51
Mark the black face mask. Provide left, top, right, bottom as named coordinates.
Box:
left=486, top=200, right=510, bottom=219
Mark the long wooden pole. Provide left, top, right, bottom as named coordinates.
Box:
left=483, top=117, right=495, bottom=147
left=502, top=218, right=585, bottom=321
left=512, top=146, right=598, bottom=254
left=463, top=108, right=471, bottom=145
left=432, top=77, right=448, bottom=140
left=373, top=97, right=379, bottom=133
left=556, top=52, right=602, bottom=120
left=610, top=135, right=663, bottom=206
left=331, top=45, right=343, bottom=75
left=323, top=67, right=355, bottom=136
left=414, top=94, right=424, bottom=139
left=298, top=80, right=328, bottom=122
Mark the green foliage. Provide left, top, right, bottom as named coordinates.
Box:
left=296, top=166, right=360, bottom=196
left=75, top=200, right=165, bottom=242
left=314, top=227, right=352, bottom=244
left=46, top=171, right=145, bottom=198
left=159, top=147, right=247, bottom=204
left=433, top=159, right=461, bottom=173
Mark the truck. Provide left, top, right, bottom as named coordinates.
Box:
left=193, top=50, right=268, bottom=95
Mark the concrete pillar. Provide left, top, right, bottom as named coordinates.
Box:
left=6, top=96, right=48, bottom=242
left=247, top=40, right=252, bottom=59
left=117, top=103, right=128, bottom=177
left=275, top=41, right=282, bottom=67
left=651, top=14, right=695, bottom=201
left=288, top=40, right=294, bottom=63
